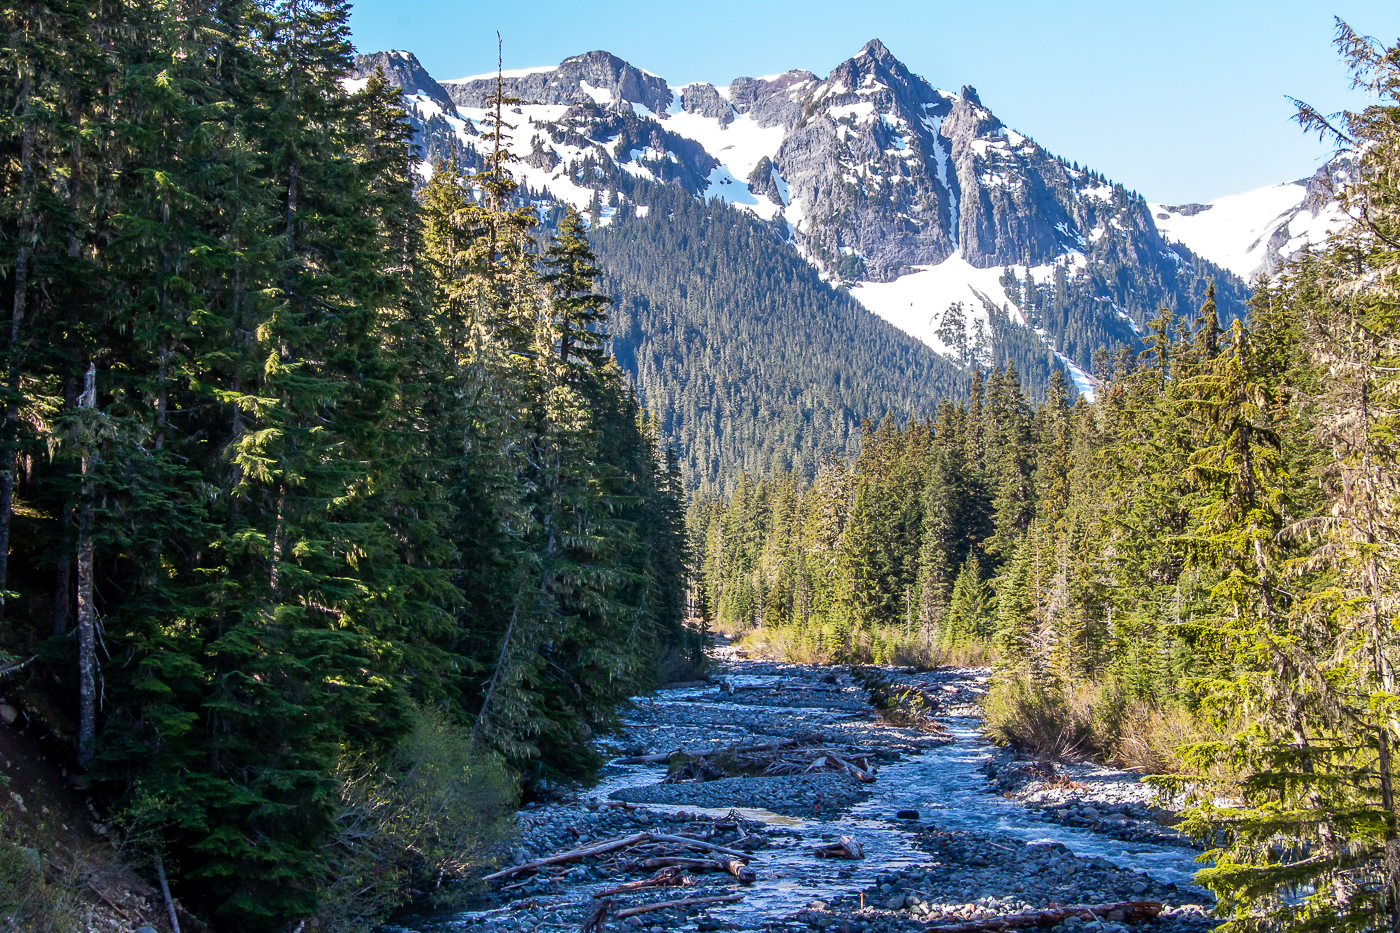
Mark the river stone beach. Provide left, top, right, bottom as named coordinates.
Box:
left=388, top=651, right=1216, bottom=933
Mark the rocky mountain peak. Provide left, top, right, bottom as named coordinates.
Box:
left=728, top=71, right=818, bottom=127
left=679, top=82, right=734, bottom=124
left=442, top=49, right=672, bottom=115
left=857, top=38, right=897, bottom=66
left=352, top=50, right=458, bottom=117
left=354, top=42, right=1250, bottom=383
left=827, top=39, right=928, bottom=106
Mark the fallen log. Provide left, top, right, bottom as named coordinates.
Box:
left=727, top=738, right=797, bottom=753
left=716, top=857, right=757, bottom=883
left=484, top=832, right=651, bottom=881
left=613, top=894, right=744, bottom=919
left=826, top=754, right=877, bottom=783
left=646, top=833, right=751, bottom=859
left=615, top=748, right=681, bottom=764
left=484, top=832, right=750, bottom=882
left=640, top=857, right=756, bottom=883
left=594, top=867, right=692, bottom=898
left=812, top=835, right=864, bottom=860
left=921, top=901, right=1163, bottom=931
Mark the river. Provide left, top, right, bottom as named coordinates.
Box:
left=389, top=656, right=1213, bottom=933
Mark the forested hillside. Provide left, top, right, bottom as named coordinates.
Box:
left=687, top=361, right=1082, bottom=658
left=349, top=45, right=1252, bottom=491
left=0, top=1, right=695, bottom=929
left=595, top=183, right=968, bottom=493
left=691, top=23, right=1400, bottom=930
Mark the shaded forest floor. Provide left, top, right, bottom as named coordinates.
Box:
left=0, top=703, right=196, bottom=932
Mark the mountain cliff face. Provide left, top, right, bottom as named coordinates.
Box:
left=347, top=41, right=1275, bottom=476
left=349, top=42, right=1249, bottom=369
left=376, top=39, right=1199, bottom=286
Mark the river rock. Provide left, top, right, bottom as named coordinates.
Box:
left=442, top=658, right=1217, bottom=933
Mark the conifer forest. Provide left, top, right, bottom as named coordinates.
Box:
left=689, top=29, right=1400, bottom=932
left=2, top=1, right=1400, bottom=932
left=0, top=0, right=696, bottom=926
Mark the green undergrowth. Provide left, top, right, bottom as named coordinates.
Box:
left=315, top=708, right=519, bottom=931
left=0, top=811, right=87, bottom=933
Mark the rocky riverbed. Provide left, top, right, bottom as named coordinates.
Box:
left=388, top=655, right=1216, bottom=933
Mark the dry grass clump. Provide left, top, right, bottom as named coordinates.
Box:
left=983, top=677, right=1238, bottom=780
left=983, top=678, right=1099, bottom=759
left=732, top=623, right=993, bottom=670
left=732, top=626, right=833, bottom=664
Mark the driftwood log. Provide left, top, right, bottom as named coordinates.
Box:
left=484, top=832, right=751, bottom=882
left=647, top=833, right=750, bottom=858
left=640, top=856, right=757, bottom=883
left=812, top=835, right=864, bottom=859
left=594, top=867, right=692, bottom=898
left=727, top=738, right=797, bottom=753
left=613, top=894, right=744, bottom=918
left=826, top=754, right=877, bottom=783
left=922, top=901, right=1163, bottom=931
left=485, top=832, right=651, bottom=881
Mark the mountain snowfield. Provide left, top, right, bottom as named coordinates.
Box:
left=1150, top=156, right=1351, bottom=282
left=347, top=42, right=1340, bottom=392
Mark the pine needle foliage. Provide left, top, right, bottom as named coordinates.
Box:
left=0, top=9, right=693, bottom=929
left=688, top=21, right=1400, bottom=933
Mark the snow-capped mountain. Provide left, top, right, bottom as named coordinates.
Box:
left=350, top=42, right=1265, bottom=390
left=1150, top=155, right=1351, bottom=282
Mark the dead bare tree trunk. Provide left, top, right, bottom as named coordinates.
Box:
left=154, top=851, right=181, bottom=933
left=76, top=364, right=96, bottom=766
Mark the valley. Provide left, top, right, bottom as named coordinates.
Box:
left=2, top=7, right=1399, bottom=933
left=349, top=38, right=1348, bottom=491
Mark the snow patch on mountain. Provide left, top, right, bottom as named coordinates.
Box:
left=1150, top=181, right=1346, bottom=281
left=449, top=64, right=558, bottom=82
left=847, top=251, right=1015, bottom=355
left=704, top=165, right=781, bottom=219
left=1052, top=349, right=1096, bottom=402
left=849, top=253, right=1100, bottom=389
left=662, top=109, right=785, bottom=186
left=448, top=101, right=625, bottom=218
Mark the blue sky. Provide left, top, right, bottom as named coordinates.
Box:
left=347, top=1, right=1400, bottom=204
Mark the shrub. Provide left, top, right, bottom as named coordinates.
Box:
left=0, top=814, right=86, bottom=933
left=983, top=676, right=1236, bottom=782
left=983, top=678, right=1097, bottom=759
left=316, top=707, right=518, bottom=931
